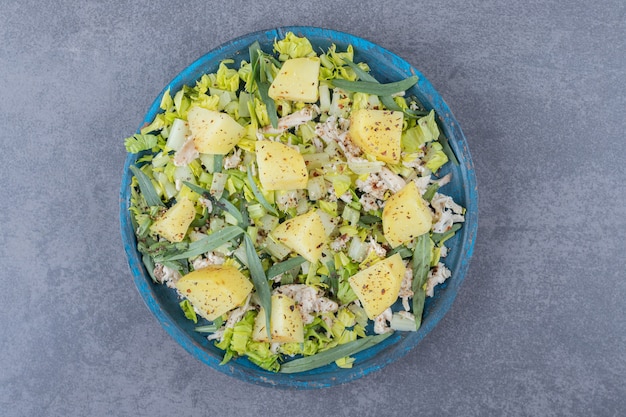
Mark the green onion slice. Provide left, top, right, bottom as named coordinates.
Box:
left=278, top=332, right=393, bottom=373
left=243, top=233, right=272, bottom=338
left=130, top=165, right=164, bottom=207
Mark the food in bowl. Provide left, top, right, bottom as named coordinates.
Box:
left=123, top=32, right=465, bottom=373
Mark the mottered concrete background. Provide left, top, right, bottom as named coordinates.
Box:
left=1, top=0, right=624, bottom=415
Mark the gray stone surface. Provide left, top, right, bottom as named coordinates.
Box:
left=1, top=0, right=624, bottom=416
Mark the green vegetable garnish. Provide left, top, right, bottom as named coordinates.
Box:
left=129, top=165, right=164, bottom=207
left=243, top=234, right=272, bottom=338
left=278, top=333, right=393, bottom=373
left=411, top=234, right=433, bottom=330
left=331, top=76, right=418, bottom=97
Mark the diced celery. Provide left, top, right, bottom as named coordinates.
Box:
left=247, top=203, right=266, bottom=220
left=210, top=172, right=228, bottom=199
left=166, top=118, right=190, bottom=151
left=199, top=153, right=216, bottom=173
left=154, top=172, right=177, bottom=200
left=316, top=209, right=338, bottom=237
left=198, top=172, right=212, bottom=187
left=319, top=84, right=331, bottom=112
left=390, top=312, right=417, bottom=332
left=338, top=225, right=358, bottom=237
left=347, top=158, right=384, bottom=175
left=209, top=217, right=225, bottom=232
left=298, top=122, right=317, bottom=142
left=257, top=214, right=279, bottom=232
left=238, top=92, right=252, bottom=118
left=342, top=205, right=360, bottom=226
left=303, top=153, right=330, bottom=171
left=347, top=236, right=368, bottom=262
left=174, top=165, right=195, bottom=186
left=318, top=200, right=338, bottom=217
left=263, top=238, right=292, bottom=260
left=151, top=152, right=170, bottom=168
left=232, top=244, right=249, bottom=268
left=307, top=176, right=327, bottom=201
left=223, top=211, right=239, bottom=225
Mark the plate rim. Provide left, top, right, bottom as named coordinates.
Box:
left=119, top=25, right=478, bottom=389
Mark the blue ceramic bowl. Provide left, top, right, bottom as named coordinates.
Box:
left=120, top=26, right=478, bottom=389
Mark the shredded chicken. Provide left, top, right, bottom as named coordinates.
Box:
left=359, top=193, right=379, bottom=212
left=379, top=167, right=406, bottom=193
left=356, top=172, right=388, bottom=200
left=330, top=234, right=350, bottom=251
left=192, top=252, right=225, bottom=270
left=399, top=265, right=414, bottom=311
left=173, top=136, right=199, bottom=166
left=198, top=197, right=213, bottom=213
left=224, top=294, right=253, bottom=329
left=367, top=238, right=387, bottom=258
left=412, top=175, right=432, bottom=195
left=273, top=284, right=339, bottom=324
left=153, top=263, right=181, bottom=288
left=430, top=192, right=465, bottom=233
left=261, top=105, right=318, bottom=134
left=315, top=116, right=362, bottom=159
left=425, top=263, right=452, bottom=297
left=222, top=148, right=242, bottom=170
left=373, top=308, right=393, bottom=334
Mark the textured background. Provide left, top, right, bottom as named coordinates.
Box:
left=1, top=0, right=625, bottom=416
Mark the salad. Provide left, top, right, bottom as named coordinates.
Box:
left=124, top=32, right=465, bottom=373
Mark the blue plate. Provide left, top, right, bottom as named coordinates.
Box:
left=120, top=26, right=478, bottom=389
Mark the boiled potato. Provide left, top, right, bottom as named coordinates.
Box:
left=149, top=197, right=196, bottom=243
left=382, top=181, right=432, bottom=247
left=268, top=57, right=320, bottom=103
left=256, top=141, right=308, bottom=190
left=187, top=106, right=245, bottom=154
left=175, top=265, right=253, bottom=321
left=349, top=109, right=403, bottom=163
left=270, top=210, right=326, bottom=263
left=348, top=253, right=406, bottom=319
left=252, top=294, right=304, bottom=343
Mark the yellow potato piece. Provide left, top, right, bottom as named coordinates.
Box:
left=175, top=265, right=253, bottom=321
left=270, top=210, right=326, bottom=263
left=256, top=141, right=308, bottom=190
left=268, top=57, right=320, bottom=103
left=348, top=253, right=406, bottom=319
left=382, top=181, right=432, bottom=247
left=187, top=106, right=245, bottom=154
left=149, top=197, right=196, bottom=243
left=252, top=294, right=304, bottom=343
left=349, top=109, right=403, bottom=163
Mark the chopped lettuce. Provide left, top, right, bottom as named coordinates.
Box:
left=424, top=142, right=449, bottom=173
left=124, top=133, right=158, bottom=153
left=179, top=299, right=198, bottom=324
left=273, top=32, right=315, bottom=60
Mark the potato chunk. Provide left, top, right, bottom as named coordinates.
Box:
left=256, top=141, right=308, bottom=190
left=382, top=181, right=433, bottom=247
left=349, top=109, right=403, bottom=163
left=252, top=294, right=304, bottom=343
left=270, top=210, right=326, bottom=263
left=187, top=106, right=245, bottom=154
left=268, top=57, right=320, bottom=103
left=175, top=265, right=253, bottom=321
left=149, top=197, right=196, bottom=243
left=348, top=253, right=406, bottom=319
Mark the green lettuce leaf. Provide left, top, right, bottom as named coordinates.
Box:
left=424, top=142, right=449, bottom=172
left=179, top=299, right=198, bottom=324
left=124, top=134, right=158, bottom=153
left=273, top=32, right=315, bottom=60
